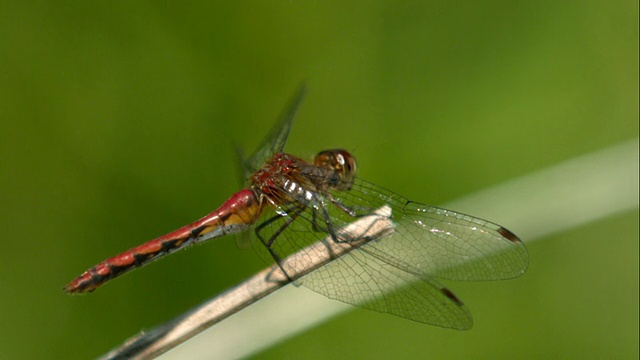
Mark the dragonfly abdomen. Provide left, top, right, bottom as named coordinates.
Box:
left=64, top=189, right=263, bottom=294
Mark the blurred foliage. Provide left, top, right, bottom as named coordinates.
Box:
left=0, top=1, right=637, bottom=359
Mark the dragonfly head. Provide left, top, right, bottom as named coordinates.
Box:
left=313, top=149, right=357, bottom=190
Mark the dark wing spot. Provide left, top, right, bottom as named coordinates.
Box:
left=497, top=227, right=522, bottom=243
left=441, top=287, right=464, bottom=307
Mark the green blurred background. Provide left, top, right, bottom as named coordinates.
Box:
left=1, top=1, right=637, bottom=359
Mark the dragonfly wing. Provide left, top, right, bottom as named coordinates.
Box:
left=334, top=178, right=529, bottom=281
left=242, top=85, right=307, bottom=180
left=247, top=175, right=526, bottom=327
left=250, top=204, right=473, bottom=328
left=298, top=247, right=474, bottom=329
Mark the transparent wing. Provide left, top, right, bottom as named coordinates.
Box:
left=242, top=85, right=307, bottom=180
left=248, top=176, right=527, bottom=328
left=300, top=244, right=474, bottom=329
left=235, top=85, right=306, bottom=248
left=334, top=178, right=529, bottom=281
left=251, top=192, right=474, bottom=328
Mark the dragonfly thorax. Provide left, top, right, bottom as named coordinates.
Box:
left=250, top=150, right=357, bottom=208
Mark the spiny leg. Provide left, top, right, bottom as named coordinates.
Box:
left=255, top=206, right=306, bottom=283
left=321, top=193, right=390, bottom=244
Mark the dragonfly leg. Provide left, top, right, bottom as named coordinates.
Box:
left=321, top=194, right=392, bottom=245
left=305, top=206, right=343, bottom=261
left=254, top=206, right=306, bottom=283
left=310, top=195, right=344, bottom=247
left=329, top=198, right=358, bottom=217
left=310, top=192, right=377, bottom=240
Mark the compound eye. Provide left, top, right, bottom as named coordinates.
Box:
left=313, top=149, right=357, bottom=190
left=341, top=151, right=357, bottom=176
left=330, top=149, right=357, bottom=177
left=314, top=149, right=357, bottom=188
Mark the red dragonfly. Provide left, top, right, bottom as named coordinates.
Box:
left=65, top=87, right=528, bottom=329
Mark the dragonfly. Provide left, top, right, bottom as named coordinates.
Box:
left=65, top=87, right=528, bottom=330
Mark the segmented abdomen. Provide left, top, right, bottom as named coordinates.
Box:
left=64, top=189, right=262, bottom=294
